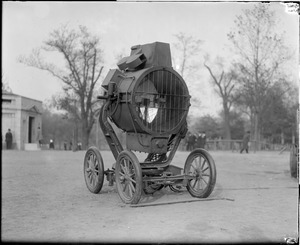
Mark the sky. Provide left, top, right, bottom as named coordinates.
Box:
left=2, top=1, right=299, bottom=117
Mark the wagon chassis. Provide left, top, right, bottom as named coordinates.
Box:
left=97, top=99, right=194, bottom=189
left=83, top=101, right=217, bottom=204
left=83, top=42, right=217, bottom=204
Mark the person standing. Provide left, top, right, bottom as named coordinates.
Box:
left=77, top=142, right=82, bottom=151
left=5, top=129, right=13, bottom=150
left=196, top=131, right=207, bottom=149
left=49, top=139, right=54, bottom=150
left=202, top=131, right=207, bottom=149
left=196, top=132, right=203, bottom=148
left=36, top=126, right=43, bottom=148
left=186, top=132, right=192, bottom=151
left=189, top=133, right=197, bottom=151
left=240, top=131, right=251, bottom=153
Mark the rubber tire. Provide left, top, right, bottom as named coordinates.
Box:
left=184, top=148, right=217, bottom=198
left=83, top=146, right=104, bottom=194
left=116, top=150, right=143, bottom=204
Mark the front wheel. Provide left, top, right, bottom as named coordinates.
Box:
left=115, top=150, right=143, bottom=204
left=184, top=148, right=216, bottom=198
left=84, top=146, right=105, bottom=193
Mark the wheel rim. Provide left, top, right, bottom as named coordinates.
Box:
left=186, top=154, right=211, bottom=193
left=119, top=158, right=136, bottom=199
left=84, top=149, right=103, bottom=192
left=86, top=153, right=99, bottom=187
left=116, top=151, right=142, bottom=203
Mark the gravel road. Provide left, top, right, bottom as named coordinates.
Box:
left=2, top=150, right=298, bottom=243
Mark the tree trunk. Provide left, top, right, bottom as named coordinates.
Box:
left=72, top=121, right=78, bottom=152
left=223, top=106, right=231, bottom=150
left=254, top=112, right=258, bottom=152
left=81, top=122, right=91, bottom=150
left=281, top=130, right=285, bottom=145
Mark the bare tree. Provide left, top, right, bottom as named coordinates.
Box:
left=172, top=32, right=204, bottom=114
left=204, top=56, right=239, bottom=145
left=227, top=3, right=293, bottom=149
left=172, top=32, right=203, bottom=79
left=19, top=25, right=104, bottom=149
left=2, top=72, right=12, bottom=93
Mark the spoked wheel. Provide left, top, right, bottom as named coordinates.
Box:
left=115, top=150, right=143, bottom=204
left=184, top=148, right=216, bottom=198
left=84, top=146, right=105, bottom=193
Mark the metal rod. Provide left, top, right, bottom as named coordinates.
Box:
left=142, top=174, right=195, bottom=182
left=130, top=197, right=235, bottom=208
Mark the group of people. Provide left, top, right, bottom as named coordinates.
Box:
left=4, top=128, right=42, bottom=150
left=185, top=131, right=207, bottom=151
left=184, top=130, right=251, bottom=153
left=63, top=141, right=82, bottom=151
left=4, top=126, right=251, bottom=153
left=43, top=139, right=83, bottom=151
left=4, top=128, right=75, bottom=151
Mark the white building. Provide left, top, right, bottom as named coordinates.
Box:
left=2, top=92, right=42, bottom=150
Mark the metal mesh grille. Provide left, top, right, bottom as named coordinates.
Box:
left=134, top=69, right=189, bottom=133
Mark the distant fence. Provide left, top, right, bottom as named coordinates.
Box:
left=93, top=139, right=292, bottom=153
left=179, top=140, right=294, bottom=152
left=9, top=139, right=291, bottom=153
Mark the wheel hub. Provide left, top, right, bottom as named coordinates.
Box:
left=91, top=164, right=97, bottom=175
left=120, top=173, right=130, bottom=183
left=194, top=168, right=203, bottom=180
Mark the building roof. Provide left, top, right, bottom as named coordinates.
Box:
left=26, top=105, right=42, bottom=114
left=2, top=91, right=42, bottom=103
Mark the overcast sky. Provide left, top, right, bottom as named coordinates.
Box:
left=2, top=1, right=299, bottom=117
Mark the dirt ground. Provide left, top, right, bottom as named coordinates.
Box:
left=1, top=149, right=299, bottom=243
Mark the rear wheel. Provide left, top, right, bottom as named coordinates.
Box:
left=84, top=147, right=104, bottom=193
left=184, top=148, right=216, bottom=198
left=115, top=150, right=143, bottom=204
